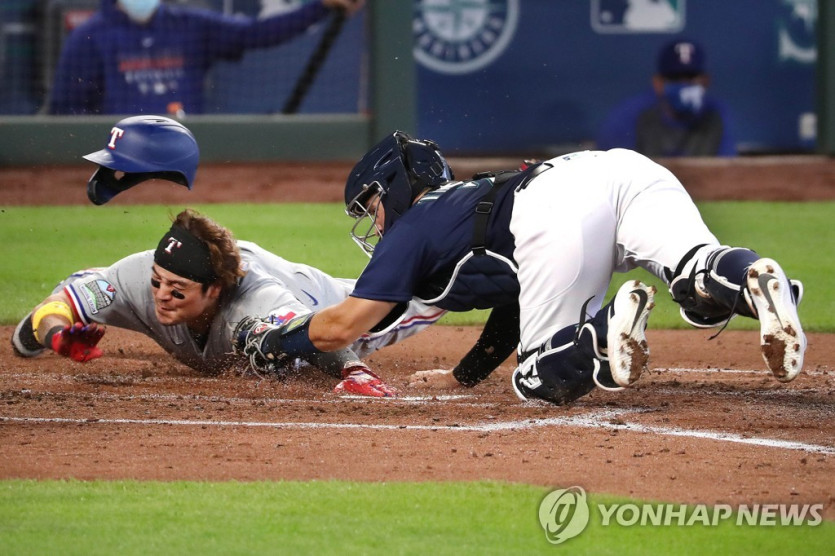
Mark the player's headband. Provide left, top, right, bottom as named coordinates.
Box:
left=153, top=225, right=218, bottom=284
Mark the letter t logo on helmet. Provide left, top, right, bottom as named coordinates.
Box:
left=107, top=127, right=125, bottom=149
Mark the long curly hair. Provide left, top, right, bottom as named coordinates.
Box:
left=171, top=208, right=245, bottom=294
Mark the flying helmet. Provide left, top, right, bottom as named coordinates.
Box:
left=84, top=115, right=199, bottom=205
left=344, top=130, right=453, bottom=256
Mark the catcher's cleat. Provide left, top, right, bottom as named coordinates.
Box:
left=334, top=364, right=398, bottom=398
left=746, top=258, right=806, bottom=382
left=11, top=313, right=45, bottom=358
left=608, top=280, right=656, bottom=387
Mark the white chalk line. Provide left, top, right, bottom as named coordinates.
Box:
left=660, top=367, right=832, bottom=376
left=2, top=408, right=832, bottom=455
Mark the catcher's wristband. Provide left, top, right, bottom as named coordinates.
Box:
left=264, top=314, right=320, bottom=357
left=32, top=301, right=74, bottom=343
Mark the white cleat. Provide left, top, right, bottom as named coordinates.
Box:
left=608, top=280, right=656, bottom=387
left=746, top=258, right=806, bottom=382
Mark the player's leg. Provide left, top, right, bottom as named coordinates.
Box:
left=605, top=149, right=806, bottom=381
left=508, top=151, right=656, bottom=404
left=511, top=151, right=619, bottom=353
left=512, top=279, right=656, bottom=404
left=669, top=245, right=805, bottom=381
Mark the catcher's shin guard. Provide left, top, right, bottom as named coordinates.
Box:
left=511, top=324, right=602, bottom=405
left=511, top=282, right=656, bottom=404
left=670, top=246, right=760, bottom=328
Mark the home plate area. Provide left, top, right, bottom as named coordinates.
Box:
left=1, top=325, right=834, bottom=520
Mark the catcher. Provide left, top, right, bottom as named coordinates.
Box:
left=231, top=131, right=806, bottom=405
left=10, top=117, right=444, bottom=397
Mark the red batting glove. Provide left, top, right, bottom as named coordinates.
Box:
left=334, top=362, right=398, bottom=398
left=51, top=322, right=105, bottom=363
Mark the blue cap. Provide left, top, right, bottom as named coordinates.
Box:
left=657, top=39, right=705, bottom=78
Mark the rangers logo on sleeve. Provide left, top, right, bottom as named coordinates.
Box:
left=79, top=279, right=116, bottom=314
left=267, top=310, right=298, bottom=325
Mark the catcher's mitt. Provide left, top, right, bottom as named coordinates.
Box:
left=233, top=316, right=291, bottom=378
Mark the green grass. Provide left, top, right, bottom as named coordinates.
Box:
left=1, top=480, right=831, bottom=555
left=2, top=201, right=833, bottom=330
left=2, top=201, right=833, bottom=551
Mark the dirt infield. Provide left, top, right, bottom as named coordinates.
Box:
left=1, top=157, right=834, bottom=519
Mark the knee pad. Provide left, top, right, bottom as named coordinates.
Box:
left=512, top=315, right=621, bottom=405
left=669, top=246, right=759, bottom=328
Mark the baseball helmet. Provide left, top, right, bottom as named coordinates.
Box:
left=344, top=131, right=453, bottom=255
left=83, top=115, right=199, bottom=205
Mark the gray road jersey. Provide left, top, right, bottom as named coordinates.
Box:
left=58, top=241, right=443, bottom=373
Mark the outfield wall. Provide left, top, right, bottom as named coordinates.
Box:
left=1, top=2, right=834, bottom=164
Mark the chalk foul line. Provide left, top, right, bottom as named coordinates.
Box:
left=2, top=408, right=832, bottom=454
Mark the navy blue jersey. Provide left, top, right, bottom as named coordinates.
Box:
left=49, top=0, right=331, bottom=115
left=351, top=175, right=520, bottom=311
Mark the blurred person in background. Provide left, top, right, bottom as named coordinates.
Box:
left=596, top=38, right=737, bottom=157
left=48, top=0, right=363, bottom=115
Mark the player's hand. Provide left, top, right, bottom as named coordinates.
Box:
left=407, top=369, right=461, bottom=389
left=334, top=362, right=398, bottom=397
left=50, top=322, right=105, bottom=363
left=324, top=0, right=364, bottom=15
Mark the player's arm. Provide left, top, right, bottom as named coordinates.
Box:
left=29, top=292, right=105, bottom=363
left=234, top=296, right=395, bottom=357
left=323, top=0, right=365, bottom=15
left=408, top=302, right=519, bottom=389
left=233, top=296, right=398, bottom=396
left=309, top=297, right=398, bottom=351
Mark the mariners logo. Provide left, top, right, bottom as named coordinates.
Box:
left=413, top=0, right=520, bottom=74
left=778, top=0, right=816, bottom=64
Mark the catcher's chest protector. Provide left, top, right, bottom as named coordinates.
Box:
left=412, top=166, right=553, bottom=312
left=415, top=251, right=520, bottom=312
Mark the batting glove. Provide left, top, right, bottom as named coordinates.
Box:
left=334, top=362, right=398, bottom=398
left=50, top=322, right=105, bottom=363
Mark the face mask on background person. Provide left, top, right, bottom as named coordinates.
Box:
left=118, top=0, right=161, bottom=23
left=662, top=82, right=706, bottom=119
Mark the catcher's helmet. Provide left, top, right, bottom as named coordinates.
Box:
left=344, top=131, right=453, bottom=255
left=83, top=115, right=199, bottom=205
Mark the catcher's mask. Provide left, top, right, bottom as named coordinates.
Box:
left=344, top=130, right=453, bottom=256
left=83, top=115, right=199, bottom=205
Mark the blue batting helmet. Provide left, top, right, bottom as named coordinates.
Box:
left=83, top=115, right=199, bottom=205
